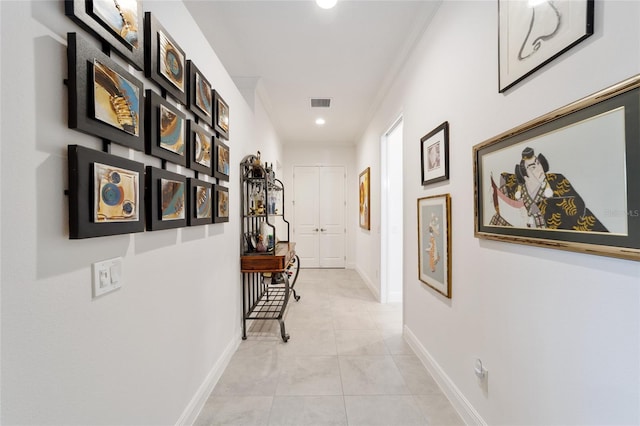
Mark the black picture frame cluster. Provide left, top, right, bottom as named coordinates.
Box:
left=65, top=3, right=231, bottom=238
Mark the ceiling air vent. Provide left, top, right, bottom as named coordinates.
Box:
left=310, top=98, right=331, bottom=108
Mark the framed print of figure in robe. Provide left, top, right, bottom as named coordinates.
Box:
left=474, top=75, right=640, bottom=261
left=417, top=193, right=451, bottom=298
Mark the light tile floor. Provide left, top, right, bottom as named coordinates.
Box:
left=195, top=269, right=464, bottom=426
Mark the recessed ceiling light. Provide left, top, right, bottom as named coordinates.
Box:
left=316, top=0, right=337, bottom=9
left=315, top=118, right=326, bottom=125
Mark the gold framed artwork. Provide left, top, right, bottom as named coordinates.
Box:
left=359, top=167, right=370, bottom=230
left=474, top=75, right=640, bottom=261
left=417, top=193, right=451, bottom=298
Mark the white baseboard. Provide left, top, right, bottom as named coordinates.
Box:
left=387, top=290, right=402, bottom=303
left=176, top=336, right=241, bottom=426
left=355, top=265, right=380, bottom=301
left=404, top=326, right=486, bottom=426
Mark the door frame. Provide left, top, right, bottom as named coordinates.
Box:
left=380, top=115, right=403, bottom=303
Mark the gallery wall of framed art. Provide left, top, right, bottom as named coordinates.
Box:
left=64, top=5, right=232, bottom=239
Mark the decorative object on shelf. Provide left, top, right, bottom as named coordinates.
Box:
left=498, top=0, right=594, bottom=92
left=144, top=12, right=187, bottom=104
left=474, top=75, right=640, bottom=261
left=186, top=178, right=212, bottom=226
left=213, top=137, right=230, bottom=181
left=145, top=90, right=186, bottom=166
left=186, top=120, right=213, bottom=175
left=65, top=0, right=144, bottom=70
left=213, top=90, right=230, bottom=140
left=359, top=167, right=370, bottom=230
left=67, top=144, right=145, bottom=239
left=213, top=184, right=229, bottom=223
left=67, top=32, right=145, bottom=151
left=417, top=193, right=451, bottom=298
left=145, top=166, right=187, bottom=230
left=187, top=60, right=213, bottom=126
left=420, top=121, right=449, bottom=185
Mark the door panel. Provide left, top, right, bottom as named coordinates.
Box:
left=319, top=167, right=345, bottom=267
left=293, top=166, right=345, bottom=268
left=294, top=167, right=320, bottom=267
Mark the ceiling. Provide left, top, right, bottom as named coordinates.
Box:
left=184, top=0, right=441, bottom=146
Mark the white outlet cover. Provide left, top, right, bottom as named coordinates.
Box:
left=92, top=257, right=123, bottom=298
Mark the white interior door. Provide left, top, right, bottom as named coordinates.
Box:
left=293, top=166, right=345, bottom=268
left=293, top=167, right=320, bottom=267
left=319, top=167, right=346, bottom=268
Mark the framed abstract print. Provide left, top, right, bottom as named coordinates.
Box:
left=144, top=12, right=187, bottom=105
left=67, top=32, right=144, bottom=151
left=417, top=194, right=451, bottom=298
left=359, top=167, right=370, bottom=230
left=188, top=60, right=214, bottom=126
left=420, top=121, right=449, bottom=185
left=67, top=144, right=145, bottom=239
left=145, top=90, right=187, bottom=166
left=213, top=137, right=230, bottom=182
left=187, top=178, right=213, bottom=226
left=213, top=90, right=230, bottom=140
left=187, top=120, right=213, bottom=175
left=213, top=184, right=229, bottom=223
left=145, top=167, right=187, bottom=231
left=474, top=75, right=640, bottom=261
left=498, top=0, right=594, bottom=92
left=65, top=0, right=144, bottom=70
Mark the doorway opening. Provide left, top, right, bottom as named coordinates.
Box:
left=381, top=117, right=403, bottom=303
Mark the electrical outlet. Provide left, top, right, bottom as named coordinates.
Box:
left=92, top=257, right=123, bottom=298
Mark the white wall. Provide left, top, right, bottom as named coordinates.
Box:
left=0, top=0, right=282, bottom=424
left=282, top=145, right=356, bottom=268
left=357, top=1, right=640, bottom=424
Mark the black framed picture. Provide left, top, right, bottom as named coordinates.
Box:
left=474, top=75, right=640, bottom=261
left=144, top=12, right=187, bottom=105
left=420, top=121, right=449, bottom=185
left=187, top=178, right=213, bottom=226
left=188, top=60, right=214, bottom=126
left=145, top=166, right=187, bottom=231
left=213, top=137, right=230, bottom=181
left=213, top=90, right=230, bottom=140
left=65, top=0, right=144, bottom=70
left=187, top=120, right=213, bottom=175
left=67, top=144, right=145, bottom=239
left=67, top=32, right=145, bottom=151
left=213, top=184, right=229, bottom=223
left=144, top=90, right=186, bottom=166
left=498, top=0, right=594, bottom=92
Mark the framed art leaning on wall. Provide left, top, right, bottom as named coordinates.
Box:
left=474, top=75, right=640, bottom=261
left=417, top=193, right=451, bottom=298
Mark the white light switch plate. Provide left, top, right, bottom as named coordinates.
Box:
left=92, top=257, right=123, bottom=298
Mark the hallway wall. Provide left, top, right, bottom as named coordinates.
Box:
left=356, top=1, right=640, bottom=424
left=0, top=1, right=283, bottom=423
